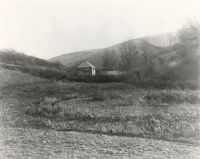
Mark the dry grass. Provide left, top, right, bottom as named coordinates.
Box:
left=0, top=68, right=44, bottom=88
left=1, top=69, right=200, bottom=144
left=25, top=88, right=200, bottom=143
left=143, top=90, right=200, bottom=105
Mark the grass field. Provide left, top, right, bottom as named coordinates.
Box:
left=0, top=68, right=200, bottom=158
left=23, top=83, right=200, bottom=144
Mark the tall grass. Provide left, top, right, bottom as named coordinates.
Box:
left=26, top=88, right=200, bottom=143
left=90, top=90, right=123, bottom=101
left=0, top=68, right=44, bottom=88
left=143, top=90, right=200, bottom=105
left=0, top=64, right=68, bottom=80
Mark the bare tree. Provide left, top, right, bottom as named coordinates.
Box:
left=119, top=41, right=138, bottom=75
left=141, top=40, right=148, bottom=66
left=102, top=49, right=116, bottom=70
left=140, top=40, right=157, bottom=79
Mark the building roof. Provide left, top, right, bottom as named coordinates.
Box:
left=77, top=61, right=95, bottom=68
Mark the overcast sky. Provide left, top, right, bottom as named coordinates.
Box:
left=0, top=0, right=199, bottom=59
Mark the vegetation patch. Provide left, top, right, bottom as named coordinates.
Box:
left=25, top=90, right=200, bottom=144
left=144, top=90, right=200, bottom=105
left=1, top=72, right=199, bottom=144
left=90, top=90, right=123, bottom=101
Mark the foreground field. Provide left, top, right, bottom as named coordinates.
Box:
left=0, top=69, right=200, bottom=158
left=19, top=81, right=200, bottom=143
left=1, top=127, right=200, bottom=159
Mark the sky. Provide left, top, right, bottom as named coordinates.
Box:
left=0, top=0, right=200, bottom=59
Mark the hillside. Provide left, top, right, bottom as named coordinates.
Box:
left=50, top=32, right=199, bottom=83
left=0, top=50, right=66, bottom=69
left=49, top=33, right=176, bottom=68
left=0, top=69, right=44, bottom=88
left=0, top=50, right=68, bottom=80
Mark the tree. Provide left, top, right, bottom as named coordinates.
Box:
left=140, top=40, right=157, bottom=78
left=141, top=40, right=148, bottom=68
left=119, top=40, right=138, bottom=75
left=178, top=20, right=200, bottom=62
left=177, top=20, right=200, bottom=81
left=53, top=60, right=63, bottom=69
left=178, top=20, right=200, bottom=47
left=168, top=33, right=177, bottom=46
left=177, top=20, right=200, bottom=58
left=102, top=49, right=117, bottom=71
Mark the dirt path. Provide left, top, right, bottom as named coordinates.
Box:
left=0, top=127, right=199, bottom=159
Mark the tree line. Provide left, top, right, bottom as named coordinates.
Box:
left=102, top=20, right=200, bottom=83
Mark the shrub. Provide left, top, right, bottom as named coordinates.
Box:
left=178, top=80, right=200, bottom=90
left=26, top=97, right=61, bottom=117
left=90, top=90, right=123, bottom=101
left=90, top=91, right=107, bottom=101
left=143, top=90, right=200, bottom=105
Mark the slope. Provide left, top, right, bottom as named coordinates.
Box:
left=49, top=33, right=176, bottom=68
left=0, top=50, right=68, bottom=80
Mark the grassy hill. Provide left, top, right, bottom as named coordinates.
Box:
left=0, top=69, right=44, bottom=88
left=0, top=50, right=65, bottom=69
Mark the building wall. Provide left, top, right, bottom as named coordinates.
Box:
left=92, top=67, right=96, bottom=76
left=77, top=67, right=95, bottom=76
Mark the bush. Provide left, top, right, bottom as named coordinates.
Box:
left=143, top=90, right=200, bottom=105
left=90, top=91, right=107, bottom=101
left=178, top=80, right=200, bottom=90
left=130, top=79, right=177, bottom=89
left=26, top=103, right=62, bottom=118
left=26, top=97, right=60, bottom=117
left=90, top=90, right=123, bottom=101
left=129, top=78, right=200, bottom=90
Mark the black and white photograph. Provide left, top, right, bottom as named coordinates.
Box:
left=0, top=0, right=200, bottom=158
